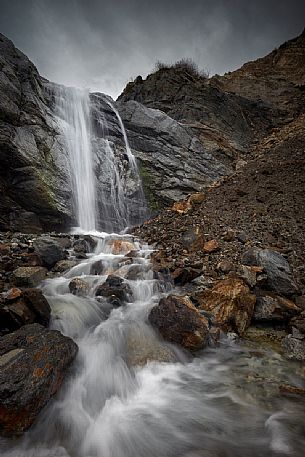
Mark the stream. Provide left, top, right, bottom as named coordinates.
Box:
left=2, top=231, right=305, bottom=457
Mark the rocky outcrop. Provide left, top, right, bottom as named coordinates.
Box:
left=0, top=287, right=51, bottom=334
left=149, top=294, right=210, bottom=351
left=0, top=33, right=73, bottom=232
left=0, top=323, right=77, bottom=436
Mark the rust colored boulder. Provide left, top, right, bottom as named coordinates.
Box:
left=149, top=294, right=209, bottom=352
left=0, top=323, right=78, bottom=436
left=194, top=278, right=256, bottom=335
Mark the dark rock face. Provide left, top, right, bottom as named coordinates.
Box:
left=242, top=248, right=299, bottom=297
left=0, top=34, right=73, bottom=232
left=33, top=236, right=66, bottom=268
left=95, top=275, right=132, bottom=304
left=0, top=288, right=51, bottom=335
left=0, top=323, right=78, bottom=436
left=149, top=294, right=209, bottom=351
left=254, top=292, right=300, bottom=322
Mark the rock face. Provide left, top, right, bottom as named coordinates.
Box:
left=148, top=294, right=209, bottom=351
left=194, top=278, right=256, bottom=335
left=0, top=323, right=78, bottom=436
left=0, top=33, right=72, bottom=232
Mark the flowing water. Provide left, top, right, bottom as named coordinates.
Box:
left=1, top=89, right=305, bottom=457
left=1, top=232, right=305, bottom=457
left=55, top=87, right=97, bottom=232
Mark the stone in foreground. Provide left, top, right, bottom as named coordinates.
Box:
left=194, top=278, right=256, bottom=335
left=12, top=266, right=47, bottom=287
left=0, top=323, right=78, bottom=436
left=148, top=294, right=209, bottom=352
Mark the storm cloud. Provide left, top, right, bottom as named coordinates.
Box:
left=0, top=0, right=304, bottom=98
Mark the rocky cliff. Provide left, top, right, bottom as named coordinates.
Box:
left=1, top=30, right=305, bottom=231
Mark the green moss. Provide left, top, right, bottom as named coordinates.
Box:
left=138, top=162, right=161, bottom=212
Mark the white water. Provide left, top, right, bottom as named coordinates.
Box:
left=1, top=233, right=305, bottom=457
left=55, top=87, right=97, bottom=232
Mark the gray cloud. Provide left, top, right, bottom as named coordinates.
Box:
left=0, top=0, right=304, bottom=98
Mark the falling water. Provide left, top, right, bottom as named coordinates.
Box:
left=55, top=87, right=97, bottom=232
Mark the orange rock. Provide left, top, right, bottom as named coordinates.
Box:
left=171, top=200, right=192, bottom=214
left=109, top=239, right=135, bottom=255
left=5, top=287, right=22, bottom=302
left=188, top=192, right=205, bottom=205
left=203, top=239, right=220, bottom=253
left=279, top=384, right=305, bottom=398
left=194, top=278, right=256, bottom=335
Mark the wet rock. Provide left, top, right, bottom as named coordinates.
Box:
left=282, top=334, right=305, bottom=361
left=90, top=260, right=105, bottom=275
left=33, top=237, right=66, bottom=269
left=95, top=275, right=132, bottom=302
left=290, top=312, right=305, bottom=334
left=72, top=239, right=89, bottom=255
left=108, top=239, right=135, bottom=255
left=53, top=259, right=78, bottom=273
left=148, top=294, right=209, bottom=352
left=0, top=323, right=77, bottom=436
left=13, top=266, right=47, bottom=287
left=279, top=384, right=305, bottom=399
left=0, top=288, right=51, bottom=334
left=254, top=292, right=300, bottom=322
left=125, top=264, right=146, bottom=280
left=194, top=278, right=256, bottom=335
left=241, top=248, right=299, bottom=296
left=69, top=278, right=90, bottom=296
left=203, top=239, right=220, bottom=253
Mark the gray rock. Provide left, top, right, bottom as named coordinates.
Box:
left=33, top=236, right=66, bottom=268
left=254, top=293, right=300, bottom=321
left=69, top=278, right=90, bottom=296
left=241, top=248, right=299, bottom=296
left=13, top=266, right=47, bottom=287
left=95, top=275, right=132, bottom=303
left=282, top=334, right=305, bottom=361
left=0, top=323, right=77, bottom=436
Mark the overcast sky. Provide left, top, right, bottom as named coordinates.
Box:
left=0, top=0, right=304, bottom=98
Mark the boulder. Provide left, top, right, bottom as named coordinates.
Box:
left=194, top=278, right=256, bottom=335
left=253, top=293, right=300, bottom=322
left=236, top=264, right=263, bottom=288
left=53, top=259, right=78, bottom=273
left=95, top=275, right=132, bottom=303
left=0, top=323, right=78, bottom=436
left=33, top=237, right=66, bottom=269
left=69, top=278, right=90, bottom=296
left=148, top=294, right=209, bottom=352
left=13, top=266, right=47, bottom=287
left=108, top=239, right=136, bottom=255
left=0, top=288, right=51, bottom=334
left=241, top=248, right=299, bottom=296
left=289, top=312, right=305, bottom=334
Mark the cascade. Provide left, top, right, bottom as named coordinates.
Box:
left=55, top=87, right=97, bottom=232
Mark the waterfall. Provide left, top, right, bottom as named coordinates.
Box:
left=55, top=87, right=97, bottom=231
left=54, top=87, right=147, bottom=233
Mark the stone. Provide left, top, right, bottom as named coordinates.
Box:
left=0, top=288, right=51, bottom=334
left=217, top=260, right=234, bottom=274
left=95, top=275, right=132, bottom=303
left=69, top=278, right=90, bottom=296
left=290, top=312, right=305, bottom=334
left=188, top=192, right=205, bottom=206
left=282, top=335, right=305, bottom=361
left=33, top=237, right=66, bottom=269
left=279, top=384, right=305, bottom=398
left=53, top=259, right=78, bottom=273
left=108, top=239, right=135, bottom=255
left=171, top=200, right=192, bottom=214
left=203, top=240, right=220, bottom=253
left=13, top=266, right=47, bottom=287
left=254, top=293, right=300, bottom=321
left=171, top=267, right=202, bottom=285
left=236, top=265, right=263, bottom=288
left=181, top=226, right=205, bottom=253
left=0, top=323, right=78, bottom=436
left=194, top=278, right=256, bottom=335
left=241, top=248, right=299, bottom=296
left=148, top=294, right=209, bottom=352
